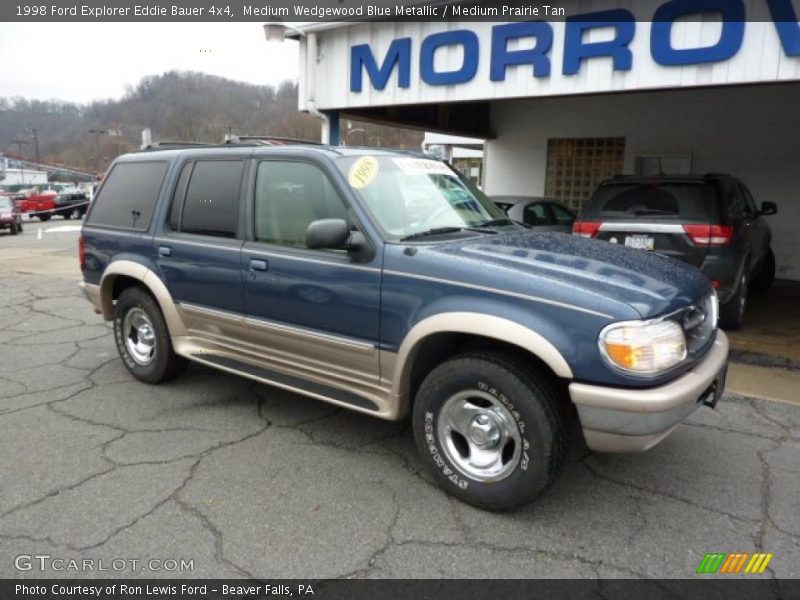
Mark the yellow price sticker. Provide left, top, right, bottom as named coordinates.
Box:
left=348, top=156, right=379, bottom=189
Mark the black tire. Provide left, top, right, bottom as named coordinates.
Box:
left=720, top=271, right=747, bottom=331
left=17, top=220, right=23, bottom=233
left=750, top=248, right=775, bottom=294
left=69, top=208, right=81, bottom=220
left=412, top=353, right=564, bottom=511
left=9, top=221, right=19, bottom=235
left=38, top=214, right=51, bottom=222
left=113, top=287, right=188, bottom=383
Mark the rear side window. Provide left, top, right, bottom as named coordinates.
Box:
left=179, top=160, right=244, bottom=238
left=87, top=161, right=168, bottom=230
left=523, top=203, right=550, bottom=226
left=583, top=183, right=718, bottom=221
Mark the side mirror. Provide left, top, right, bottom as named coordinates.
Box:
left=305, top=219, right=367, bottom=254
left=759, top=201, right=777, bottom=216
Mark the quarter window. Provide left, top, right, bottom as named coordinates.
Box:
left=523, top=203, right=550, bottom=226
left=180, top=160, right=244, bottom=238
left=550, top=203, right=576, bottom=225
left=87, top=161, right=168, bottom=231
left=254, top=161, right=350, bottom=248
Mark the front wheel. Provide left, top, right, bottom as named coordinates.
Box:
left=751, top=248, right=775, bottom=293
left=38, top=214, right=51, bottom=222
left=113, top=287, right=188, bottom=383
left=412, top=353, right=564, bottom=511
left=69, top=208, right=82, bottom=220
left=9, top=221, right=19, bottom=235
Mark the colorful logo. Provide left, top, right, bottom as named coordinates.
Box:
left=696, top=552, right=773, bottom=574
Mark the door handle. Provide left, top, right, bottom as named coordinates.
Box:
left=250, top=259, right=269, bottom=272
left=158, top=245, right=172, bottom=257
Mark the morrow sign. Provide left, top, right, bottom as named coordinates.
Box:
left=350, top=0, right=800, bottom=92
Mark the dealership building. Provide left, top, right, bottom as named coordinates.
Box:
left=287, top=0, right=800, bottom=281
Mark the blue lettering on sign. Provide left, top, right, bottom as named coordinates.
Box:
left=651, top=0, right=745, bottom=66
left=768, top=0, right=800, bottom=56
left=490, top=22, right=553, bottom=80
left=350, top=38, right=411, bottom=92
left=563, top=10, right=636, bottom=76
left=348, top=0, right=800, bottom=92
left=420, top=30, right=479, bottom=85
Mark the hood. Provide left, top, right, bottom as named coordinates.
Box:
left=426, top=231, right=711, bottom=318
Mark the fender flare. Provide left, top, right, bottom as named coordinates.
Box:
left=99, top=260, right=187, bottom=337
left=391, top=312, right=573, bottom=411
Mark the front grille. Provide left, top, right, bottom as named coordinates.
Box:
left=674, top=293, right=718, bottom=357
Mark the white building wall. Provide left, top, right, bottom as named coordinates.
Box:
left=1, top=169, right=48, bottom=186
left=484, top=83, right=800, bottom=281
left=309, top=7, right=800, bottom=111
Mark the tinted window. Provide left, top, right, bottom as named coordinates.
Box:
left=738, top=183, right=758, bottom=217
left=180, top=160, right=243, bottom=238
left=87, top=161, right=168, bottom=230
left=523, top=203, right=551, bottom=226
left=254, top=161, right=349, bottom=248
left=550, top=203, right=575, bottom=225
left=584, top=182, right=717, bottom=220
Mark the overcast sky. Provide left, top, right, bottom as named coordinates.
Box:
left=0, top=23, right=300, bottom=104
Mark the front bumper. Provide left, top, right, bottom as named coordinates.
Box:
left=570, top=330, right=729, bottom=453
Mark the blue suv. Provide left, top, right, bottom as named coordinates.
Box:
left=80, top=143, right=729, bottom=510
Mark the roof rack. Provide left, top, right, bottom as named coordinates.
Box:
left=223, top=134, right=323, bottom=146
left=141, top=141, right=218, bottom=151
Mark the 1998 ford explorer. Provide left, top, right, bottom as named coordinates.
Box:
left=79, top=143, right=729, bottom=510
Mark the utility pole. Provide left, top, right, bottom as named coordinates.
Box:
left=8, top=139, right=29, bottom=187
left=88, top=128, right=107, bottom=171
left=30, top=128, right=40, bottom=165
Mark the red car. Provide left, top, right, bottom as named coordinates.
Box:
left=16, top=192, right=58, bottom=221
left=0, top=196, right=23, bottom=234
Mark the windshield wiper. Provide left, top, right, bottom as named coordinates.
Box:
left=475, top=217, right=518, bottom=228
left=400, top=227, right=495, bottom=242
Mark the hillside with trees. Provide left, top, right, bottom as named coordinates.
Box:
left=0, top=71, right=423, bottom=172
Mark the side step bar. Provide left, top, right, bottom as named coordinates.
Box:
left=192, top=353, right=380, bottom=413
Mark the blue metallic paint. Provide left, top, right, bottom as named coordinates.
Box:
left=82, top=147, right=716, bottom=397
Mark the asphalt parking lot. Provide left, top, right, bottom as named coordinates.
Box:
left=1, top=221, right=799, bottom=586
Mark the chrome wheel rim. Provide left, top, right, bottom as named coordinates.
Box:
left=122, top=308, right=156, bottom=366
left=437, top=390, right=523, bottom=482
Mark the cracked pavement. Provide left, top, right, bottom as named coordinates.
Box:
left=1, top=227, right=799, bottom=585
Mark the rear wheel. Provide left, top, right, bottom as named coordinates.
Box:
left=720, top=271, right=747, bottom=331
left=751, top=248, right=775, bottom=293
left=113, top=287, right=188, bottom=383
left=69, top=208, right=82, bottom=220
left=9, top=221, right=19, bottom=235
left=412, top=353, right=564, bottom=511
left=38, top=214, right=51, bottom=222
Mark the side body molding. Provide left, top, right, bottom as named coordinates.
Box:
left=389, top=312, right=574, bottom=417
left=99, top=260, right=187, bottom=338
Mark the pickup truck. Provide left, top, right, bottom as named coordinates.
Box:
left=16, top=192, right=58, bottom=221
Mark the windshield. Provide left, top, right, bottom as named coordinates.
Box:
left=336, top=155, right=508, bottom=240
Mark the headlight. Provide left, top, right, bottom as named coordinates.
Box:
left=0, top=213, right=11, bottom=219
left=599, top=319, right=687, bottom=375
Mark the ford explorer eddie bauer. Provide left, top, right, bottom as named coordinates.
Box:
left=79, top=143, right=729, bottom=510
